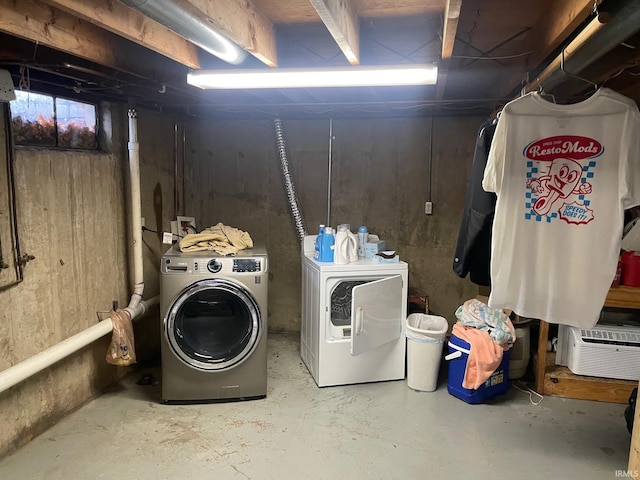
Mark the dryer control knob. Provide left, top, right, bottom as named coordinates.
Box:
left=207, top=259, right=222, bottom=273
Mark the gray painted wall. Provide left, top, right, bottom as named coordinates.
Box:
left=184, top=115, right=482, bottom=332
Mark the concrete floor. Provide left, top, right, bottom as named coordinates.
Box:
left=0, top=332, right=633, bottom=480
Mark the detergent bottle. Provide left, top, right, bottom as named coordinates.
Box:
left=314, top=224, right=325, bottom=260
left=319, top=227, right=335, bottom=262
left=334, top=224, right=358, bottom=264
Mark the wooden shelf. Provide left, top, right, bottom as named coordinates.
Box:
left=605, top=285, right=640, bottom=309
left=537, top=352, right=636, bottom=404
left=535, top=285, right=640, bottom=403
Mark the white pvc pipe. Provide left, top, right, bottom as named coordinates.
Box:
left=0, top=296, right=159, bottom=393
left=0, top=107, right=153, bottom=394
left=127, top=108, right=144, bottom=310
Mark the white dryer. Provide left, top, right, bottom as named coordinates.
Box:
left=300, top=235, right=408, bottom=387
left=160, top=244, right=268, bottom=403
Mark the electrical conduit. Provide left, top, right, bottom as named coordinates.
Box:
left=0, top=108, right=158, bottom=394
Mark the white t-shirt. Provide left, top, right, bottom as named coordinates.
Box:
left=482, top=88, right=640, bottom=328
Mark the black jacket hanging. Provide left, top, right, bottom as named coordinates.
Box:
left=452, top=117, right=497, bottom=286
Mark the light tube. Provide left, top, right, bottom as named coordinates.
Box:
left=187, top=64, right=438, bottom=89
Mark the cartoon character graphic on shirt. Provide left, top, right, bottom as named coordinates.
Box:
left=527, top=158, right=592, bottom=215
left=523, top=135, right=602, bottom=224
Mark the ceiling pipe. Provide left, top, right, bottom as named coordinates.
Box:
left=524, top=0, right=640, bottom=94
left=523, top=15, right=607, bottom=94
left=119, top=0, right=248, bottom=65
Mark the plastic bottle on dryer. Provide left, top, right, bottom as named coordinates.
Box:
left=357, top=226, right=368, bottom=258
left=314, top=224, right=325, bottom=260
left=334, top=224, right=357, bottom=264
left=319, top=227, right=335, bottom=262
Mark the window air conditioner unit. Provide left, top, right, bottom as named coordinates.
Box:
left=556, top=323, right=640, bottom=381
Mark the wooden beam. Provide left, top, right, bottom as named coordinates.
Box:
left=526, top=0, right=595, bottom=70
left=40, top=0, right=200, bottom=69
left=441, top=0, right=462, bottom=60
left=534, top=320, right=549, bottom=395
left=179, top=0, right=278, bottom=67
left=434, top=62, right=449, bottom=101
left=310, top=0, right=360, bottom=65
left=605, top=286, right=640, bottom=310
left=630, top=381, right=640, bottom=472
left=497, top=0, right=594, bottom=98
left=543, top=358, right=636, bottom=404
left=0, top=0, right=126, bottom=71
left=0, top=0, right=189, bottom=87
left=435, top=0, right=462, bottom=100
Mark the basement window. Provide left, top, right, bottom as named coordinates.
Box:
left=9, top=91, right=98, bottom=149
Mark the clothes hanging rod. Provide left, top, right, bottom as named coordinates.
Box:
left=522, top=0, right=640, bottom=95
left=523, top=14, right=607, bottom=95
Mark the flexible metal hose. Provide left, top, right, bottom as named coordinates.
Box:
left=274, top=118, right=307, bottom=243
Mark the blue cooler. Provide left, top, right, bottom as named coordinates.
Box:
left=446, top=334, right=511, bottom=404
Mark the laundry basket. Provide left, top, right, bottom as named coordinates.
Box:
left=405, top=314, right=449, bottom=392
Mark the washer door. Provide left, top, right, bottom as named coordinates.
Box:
left=165, top=278, right=261, bottom=371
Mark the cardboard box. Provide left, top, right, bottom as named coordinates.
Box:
left=364, top=240, right=386, bottom=258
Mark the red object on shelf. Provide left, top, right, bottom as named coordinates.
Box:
left=622, top=251, right=640, bottom=287
left=612, top=260, right=623, bottom=287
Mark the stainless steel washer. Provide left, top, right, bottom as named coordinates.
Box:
left=160, top=244, right=268, bottom=402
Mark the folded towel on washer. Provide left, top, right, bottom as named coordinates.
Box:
left=179, top=222, right=253, bottom=255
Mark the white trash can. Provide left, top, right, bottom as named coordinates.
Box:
left=406, top=313, right=449, bottom=392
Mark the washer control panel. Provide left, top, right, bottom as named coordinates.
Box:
left=233, top=259, right=261, bottom=273
left=162, top=251, right=267, bottom=275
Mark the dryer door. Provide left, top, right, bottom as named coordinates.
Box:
left=350, top=275, right=403, bottom=356
left=165, top=278, right=261, bottom=371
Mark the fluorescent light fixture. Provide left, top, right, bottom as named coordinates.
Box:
left=187, top=64, right=438, bottom=89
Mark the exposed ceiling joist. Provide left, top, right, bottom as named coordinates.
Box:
left=183, top=0, right=278, bottom=67
left=0, top=0, right=131, bottom=72
left=528, top=0, right=640, bottom=95
left=40, top=0, right=200, bottom=69
left=2, top=0, right=638, bottom=117
left=498, top=0, right=594, bottom=97
left=310, top=0, right=360, bottom=64
left=435, top=0, right=462, bottom=100
left=526, top=0, right=595, bottom=69
left=441, top=0, right=462, bottom=60
left=0, top=0, right=189, bottom=88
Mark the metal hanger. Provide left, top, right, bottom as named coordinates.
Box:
left=537, top=85, right=557, bottom=104
left=560, top=48, right=599, bottom=92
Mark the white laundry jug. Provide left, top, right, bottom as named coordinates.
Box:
left=334, top=224, right=358, bottom=264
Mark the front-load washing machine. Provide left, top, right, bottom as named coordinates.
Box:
left=160, top=244, right=268, bottom=403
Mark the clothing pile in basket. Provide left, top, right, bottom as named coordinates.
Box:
left=452, top=298, right=515, bottom=389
